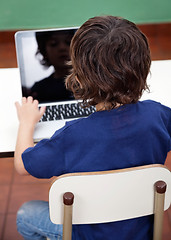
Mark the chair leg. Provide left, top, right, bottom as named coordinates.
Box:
left=153, top=181, right=167, bottom=240
left=63, top=192, right=74, bottom=240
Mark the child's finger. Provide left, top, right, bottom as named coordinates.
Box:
left=33, top=99, right=39, bottom=106
left=15, top=101, right=20, bottom=110
left=22, top=97, right=27, bottom=104
left=39, top=106, right=46, bottom=117
left=27, top=96, right=33, bottom=103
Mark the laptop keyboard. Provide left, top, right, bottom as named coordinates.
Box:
left=39, top=103, right=96, bottom=122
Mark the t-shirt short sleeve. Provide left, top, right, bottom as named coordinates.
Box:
left=168, top=110, right=171, bottom=135
left=161, top=103, right=171, bottom=151
left=168, top=111, right=171, bottom=151
left=22, top=125, right=67, bottom=178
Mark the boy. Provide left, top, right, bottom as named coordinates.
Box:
left=15, top=16, right=171, bottom=240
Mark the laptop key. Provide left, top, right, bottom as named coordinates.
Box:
left=40, top=104, right=96, bottom=122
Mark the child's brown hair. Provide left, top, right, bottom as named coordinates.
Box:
left=66, top=16, right=151, bottom=110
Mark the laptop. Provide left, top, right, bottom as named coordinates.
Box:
left=15, top=27, right=95, bottom=142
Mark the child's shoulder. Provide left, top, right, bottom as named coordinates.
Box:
left=140, top=99, right=161, bottom=106
left=139, top=100, right=171, bottom=118
left=139, top=100, right=170, bottom=109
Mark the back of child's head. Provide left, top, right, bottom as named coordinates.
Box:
left=66, top=16, right=151, bottom=110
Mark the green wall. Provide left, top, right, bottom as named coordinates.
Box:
left=0, top=0, right=171, bottom=30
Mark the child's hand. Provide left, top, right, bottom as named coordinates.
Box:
left=15, top=97, right=46, bottom=127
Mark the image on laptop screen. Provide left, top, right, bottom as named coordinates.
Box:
left=15, top=27, right=78, bottom=104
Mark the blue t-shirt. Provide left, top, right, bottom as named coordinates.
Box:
left=22, top=100, right=171, bottom=240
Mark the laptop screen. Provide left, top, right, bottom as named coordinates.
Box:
left=15, top=27, right=78, bottom=104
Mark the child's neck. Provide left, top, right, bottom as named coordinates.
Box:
left=96, top=103, right=106, bottom=111
left=96, top=102, right=122, bottom=111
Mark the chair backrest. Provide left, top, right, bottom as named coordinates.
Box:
left=49, top=164, right=171, bottom=225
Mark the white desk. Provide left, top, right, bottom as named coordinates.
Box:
left=0, top=60, right=171, bottom=154
left=141, top=60, right=171, bottom=107
left=0, top=68, right=21, bottom=154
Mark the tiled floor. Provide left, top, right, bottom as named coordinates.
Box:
left=0, top=157, right=171, bottom=239
left=0, top=157, right=54, bottom=240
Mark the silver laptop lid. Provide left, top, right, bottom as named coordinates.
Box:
left=15, top=27, right=78, bottom=104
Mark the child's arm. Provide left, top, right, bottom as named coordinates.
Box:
left=165, top=151, right=171, bottom=168
left=14, top=97, right=46, bottom=175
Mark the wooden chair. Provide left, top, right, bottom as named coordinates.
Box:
left=49, top=164, right=171, bottom=240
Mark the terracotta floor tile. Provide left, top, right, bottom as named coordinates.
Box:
left=13, top=170, right=54, bottom=185
left=8, top=183, right=50, bottom=213
left=167, top=206, right=171, bottom=228
left=0, top=158, right=13, bottom=185
left=0, top=214, right=5, bottom=239
left=165, top=152, right=171, bottom=170
left=0, top=185, right=10, bottom=214
left=162, top=210, right=171, bottom=240
left=3, top=213, right=23, bottom=240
